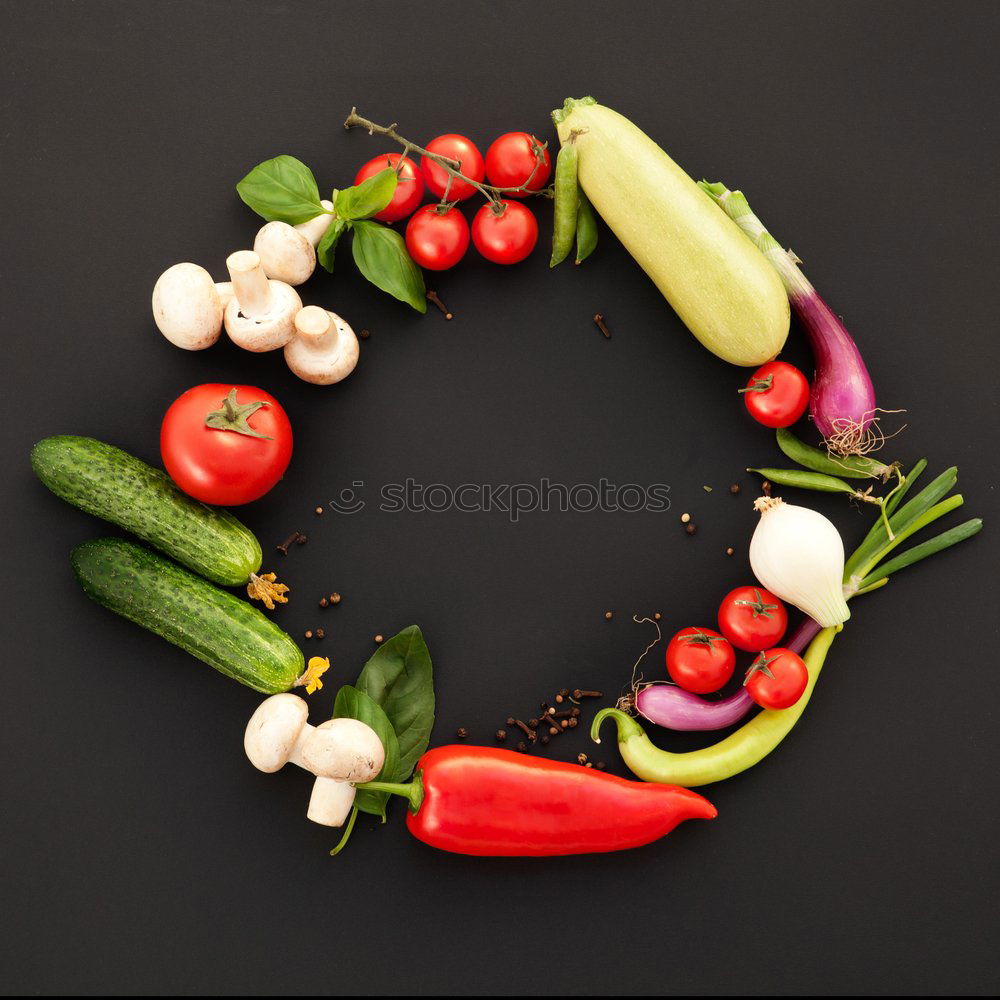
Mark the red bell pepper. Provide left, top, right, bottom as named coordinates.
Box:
left=359, top=745, right=717, bottom=857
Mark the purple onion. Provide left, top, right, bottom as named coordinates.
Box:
left=632, top=616, right=823, bottom=732
left=635, top=684, right=754, bottom=731
left=699, top=181, right=880, bottom=455
left=789, top=288, right=877, bottom=446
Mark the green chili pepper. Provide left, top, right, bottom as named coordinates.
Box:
left=574, top=190, right=598, bottom=264
left=549, top=137, right=580, bottom=267
left=775, top=427, right=893, bottom=480
left=747, top=466, right=858, bottom=495
left=592, top=627, right=838, bottom=787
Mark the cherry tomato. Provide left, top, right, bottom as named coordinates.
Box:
left=744, top=648, right=808, bottom=709
left=161, top=384, right=292, bottom=506
left=354, top=153, right=424, bottom=223
left=421, top=134, right=485, bottom=201
left=405, top=205, right=470, bottom=271
left=717, top=585, right=788, bottom=653
left=741, top=360, right=810, bottom=428
left=484, top=132, right=552, bottom=197
left=665, top=627, right=736, bottom=695
left=471, top=200, right=538, bottom=264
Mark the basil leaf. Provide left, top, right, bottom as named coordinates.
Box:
left=351, top=220, right=427, bottom=313
left=355, top=625, right=434, bottom=779
left=332, top=685, right=401, bottom=820
left=335, top=168, right=398, bottom=221
left=317, top=217, right=346, bottom=274
left=236, top=155, right=324, bottom=224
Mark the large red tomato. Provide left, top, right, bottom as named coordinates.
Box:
left=354, top=153, right=424, bottom=223
left=161, top=384, right=292, bottom=506
left=484, top=132, right=552, bottom=196
left=421, top=134, right=485, bottom=201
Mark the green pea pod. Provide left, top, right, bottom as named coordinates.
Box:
left=747, top=466, right=856, bottom=495
left=775, top=427, right=892, bottom=480
left=749, top=464, right=896, bottom=538
left=549, top=138, right=579, bottom=267
left=592, top=627, right=838, bottom=786
left=574, top=190, right=598, bottom=264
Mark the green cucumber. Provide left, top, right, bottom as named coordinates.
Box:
left=31, top=435, right=261, bottom=586
left=71, top=538, right=304, bottom=694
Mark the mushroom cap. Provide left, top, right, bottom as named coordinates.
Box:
left=307, top=776, right=357, bottom=827
left=224, top=280, right=302, bottom=352
left=284, top=307, right=360, bottom=385
left=299, top=717, right=385, bottom=782
left=151, top=262, right=223, bottom=350
left=254, top=221, right=316, bottom=286
left=244, top=693, right=309, bottom=773
left=294, top=199, right=336, bottom=247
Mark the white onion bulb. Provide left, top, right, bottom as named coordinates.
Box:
left=749, top=497, right=850, bottom=628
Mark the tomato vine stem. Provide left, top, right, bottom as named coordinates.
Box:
left=344, top=107, right=555, bottom=204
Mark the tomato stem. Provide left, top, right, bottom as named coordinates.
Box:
left=344, top=108, right=555, bottom=203
left=204, top=388, right=273, bottom=440
left=733, top=588, right=778, bottom=618
left=680, top=628, right=728, bottom=647
left=738, top=375, right=774, bottom=394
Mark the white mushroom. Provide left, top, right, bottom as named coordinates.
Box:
left=285, top=305, right=360, bottom=385
left=253, top=200, right=335, bottom=286
left=243, top=693, right=309, bottom=773
left=223, top=250, right=302, bottom=352
left=151, top=263, right=233, bottom=350
left=244, top=694, right=385, bottom=827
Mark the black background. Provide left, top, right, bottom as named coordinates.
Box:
left=2, top=1, right=998, bottom=995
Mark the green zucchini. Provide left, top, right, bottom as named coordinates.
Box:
left=552, top=98, right=789, bottom=367
left=71, top=538, right=304, bottom=694
left=31, top=435, right=261, bottom=586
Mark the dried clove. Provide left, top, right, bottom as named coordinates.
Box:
left=507, top=718, right=536, bottom=742
left=426, top=290, right=453, bottom=319
left=276, top=531, right=302, bottom=555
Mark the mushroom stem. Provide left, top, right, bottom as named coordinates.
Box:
left=215, top=281, right=235, bottom=313
left=285, top=723, right=314, bottom=771
left=227, top=250, right=273, bottom=320
left=294, top=304, right=336, bottom=345
left=295, top=199, right=336, bottom=247
left=307, top=776, right=357, bottom=827
left=285, top=307, right=360, bottom=385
